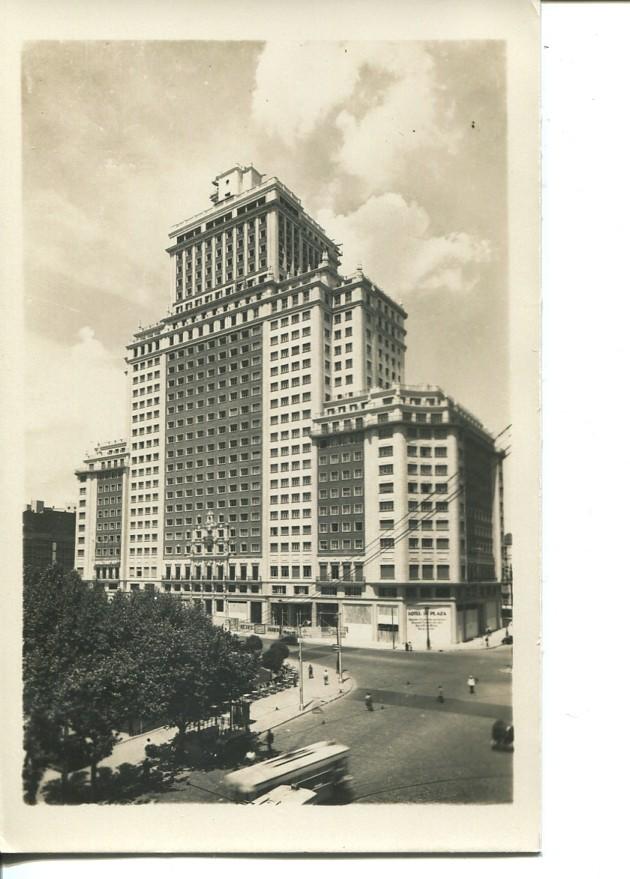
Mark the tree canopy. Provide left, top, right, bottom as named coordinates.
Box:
left=23, top=566, right=259, bottom=802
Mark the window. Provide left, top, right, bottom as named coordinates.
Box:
left=378, top=446, right=393, bottom=457
left=380, top=538, right=395, bottom=549
left=409, top=565, right=419, bottom=580
left=422, top=565, right=434, bottom=580
left=380, top=564, right=395, bottom=580
left=437, top=565, right=450, bottom=580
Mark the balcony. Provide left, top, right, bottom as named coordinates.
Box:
left=316, top=577, right=365, bottom=587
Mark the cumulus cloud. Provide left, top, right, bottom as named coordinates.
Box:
left=25, top=326, right=127, bottom=504
left=252, top=43, right=361, bottom=145
left=252, top=42, right=462, bottom=189
left=317, top=193, right=491, bottom=297
left=24, top=189, right=156, bottom=308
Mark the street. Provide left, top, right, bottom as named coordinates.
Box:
left=273, top=642, right=512, bottom=803
left=154, top=641, right=512, bottom=805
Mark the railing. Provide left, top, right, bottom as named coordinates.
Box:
left=163, top=579, right=261, bottom=592
left=315, top=577, right=365, bottom=586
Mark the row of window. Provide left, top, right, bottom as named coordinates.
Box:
left=319, top=470, right=363, bottom=482
left=269, top=508, right=311, bottom=519
left=318, top=487, right=363, bottom=499
left=380, top=564, right=450, bottom=580
left=319, top=504, right=363, bottom=516
left=269, top=542, right=312, bottom=553
left=165, top=543, right=261, bottom=555
left=318, top=539, right=364, bottom=550
left=269, top=410, right=312, bottom=425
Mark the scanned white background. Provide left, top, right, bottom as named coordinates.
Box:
left=5, top=0, right=629, bottom=874
left=0, top=0, right=545, bottom=862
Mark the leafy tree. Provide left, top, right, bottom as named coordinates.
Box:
left=244, top=634, right=263, bottom=653
left=151, top=602, right=258, bottom=744
left=23, top=572, right=260, bottom=801
left=261, top=641, right=289, bottom=674
left=23, top=566, right=127, bottom=800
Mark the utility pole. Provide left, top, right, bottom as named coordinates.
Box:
left=297, top=611, right=304, bottom=711
left=424, top=605, right=432, bottom=651
left=391, top=605, right=396, bottom=650
left=336, top=603, right=343, bottom=683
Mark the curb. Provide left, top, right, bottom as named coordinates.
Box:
left=263, top=674, right=355, bottom=733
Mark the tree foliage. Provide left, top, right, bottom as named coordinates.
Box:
left=260, top=641, right=289, bottom=674
left=23, top=567, right=260, bottom=802
left=244, top=634, right=263, bottom=653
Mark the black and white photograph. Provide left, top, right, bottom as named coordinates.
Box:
left=1, top=0, right=540, bottom=855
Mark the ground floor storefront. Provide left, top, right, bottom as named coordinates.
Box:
left=208, top=585, right=502, bottom=650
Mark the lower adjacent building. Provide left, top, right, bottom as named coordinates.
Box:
left=23, top=500, right=76, bottom=574
left=74, top=441, right=129, bottom=587
left=267, top=384, right=504, bottom=649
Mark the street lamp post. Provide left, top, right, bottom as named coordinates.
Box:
left=424, top=605, right=432, bottom=651
left=278, top=599, right=284, bottom=639
left=297, top=611, right=304, bottom=712
left=391, top=605, right=396, bottom=651
left=336, top=603, right=343, bottom=684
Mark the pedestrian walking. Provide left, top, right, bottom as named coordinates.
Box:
left=308, top=663, right=314, bottom=679
left=404, top=641, right=409, bottom=652
left=364, top=693, right=374, bottom=711
left=467, top=674, right=477, bottom=694
left=323, top=669, right=329, bottom=686
left=485, top=635, right=490, bottom=648
left=437, top=684, right=444, bottom=703
left=265, top=728, right=274, bottom=755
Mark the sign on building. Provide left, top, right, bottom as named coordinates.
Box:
left=406, top=604, right=453, bottom=647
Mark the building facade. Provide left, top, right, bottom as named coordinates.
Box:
left=75, top=164, right=503, bottom=646
left=23, top=500, right=76, bottom=574
left=74, top=441, right=129, bottom=586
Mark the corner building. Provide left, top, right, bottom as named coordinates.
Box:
left=75, top=164, right=503, bottom=647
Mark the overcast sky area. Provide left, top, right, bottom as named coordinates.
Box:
left=23, top=40, right=507, bottom=507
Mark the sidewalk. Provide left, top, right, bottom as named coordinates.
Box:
left=41, top=658, right=352, bottom=785
left=444, top=624, right=513, bottom=652
left=251, top=658, right=353, bottom=734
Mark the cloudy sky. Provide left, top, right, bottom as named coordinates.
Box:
left=23, top=40, right=507, bottom=507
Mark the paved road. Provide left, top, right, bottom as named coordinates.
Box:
left=269, top=641, right=513, bottom=804
left=162, top=642, right=512, bottom=805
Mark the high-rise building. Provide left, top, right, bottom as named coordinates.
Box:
left=75, top=164, right=503, bottom=647
left=23, top=500, right=76, bottom=574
